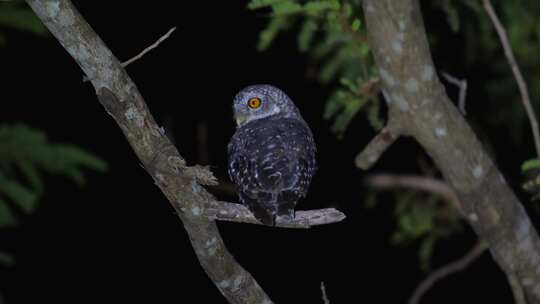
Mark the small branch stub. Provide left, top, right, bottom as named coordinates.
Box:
left=441, top=71, right=468, bottom=116
left=355, top=126, right=399, bottom=170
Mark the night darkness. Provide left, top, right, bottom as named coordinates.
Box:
left=0, top=1, right=532, bottom=303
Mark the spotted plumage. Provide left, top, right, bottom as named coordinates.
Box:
left=228, top=85, right=316, bottom=225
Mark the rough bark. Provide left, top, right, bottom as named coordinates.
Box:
left=362, top=1, right=540, bottom=302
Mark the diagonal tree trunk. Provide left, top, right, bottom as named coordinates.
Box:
left=23, top=1, right=272, bottom=303
left=360, top=0, right=540, bottom=302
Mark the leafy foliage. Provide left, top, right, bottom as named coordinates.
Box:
left=522, top=158, right=540, bottom=200
left=0, top=124, right=107, bottom=264
left=390, top=191, right=463, bottom=271
left=522, top=159, right=540, bottom=172
left=0, top=2, right=48, bottom=45
left=248, top=0, right=382, bottom=138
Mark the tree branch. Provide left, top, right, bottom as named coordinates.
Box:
left=409, top=241, right=487, bottom=304
left=207, top=201, right=345, bottom=228
left=481, top=0, right=540, bottom=158
left=364, top=174, right=462, bottom=214
left=363, top=1, right=540, bottom=302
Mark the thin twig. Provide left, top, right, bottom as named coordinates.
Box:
left=408, top=241, right=487, bottom=304
left=441, top=72, right=468, bottom=115
left=482, top=0, right=540, bottom=158
left=122, top=26, right=176, bottom=67
left=321, top=282, right=330, bottom=304
left=83, top=27, right=176, bottom=82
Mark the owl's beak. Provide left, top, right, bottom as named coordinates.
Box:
left=235, top=114, right=248, bottom=126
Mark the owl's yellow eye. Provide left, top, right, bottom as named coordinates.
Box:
left=247, top=97, right=262, bottom=109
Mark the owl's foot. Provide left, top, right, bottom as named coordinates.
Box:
left=277, top=205, right=295, bottom=222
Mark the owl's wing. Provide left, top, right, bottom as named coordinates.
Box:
left=227, top=148, right=276, bottom=225
left=273, top=119, right=317, bottom=217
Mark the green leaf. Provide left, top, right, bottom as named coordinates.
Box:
left=0, top=123, right=107, bottom=212
left=323, top=91, right=345, bottom=119
left=331, top=97, right=365, bottom=135
left=298, top=19, right=317, bottom=52
left=272, top=2, right=303, bottom=16
left=339, top=77, right=357, bottom=92
left=398, top=204, right=434, bottom=238
left=522, top=158, right=540, bottom=172
left=0, top=3, right=48, bottom=35
left=0, top=180, right=38, bottom=214
left=63, top=168, right=86, bottom=186
left=351, top=18, right=361, bottom=32
left=247, top=0, right=287, bottom=10
left=320, top=47, right=348, bottom=83
left=257, top=16, right=292, bottom=51
left=16, top=158, right=43, bottom=194
left=0, top=199, right=17, bottom=228
left=304, top=0, right=340, bottom=16
left=359, top=43, right=370, bottom=57
left=53, top=145, right=108, bottom=173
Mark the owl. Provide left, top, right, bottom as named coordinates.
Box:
left=228, top=84, right=317, bottom=226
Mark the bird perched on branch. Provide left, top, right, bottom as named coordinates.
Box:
left=228, top=84, right=317, bottom=226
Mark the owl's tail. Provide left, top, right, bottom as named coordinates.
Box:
left=243, top=193, right=298, bottom=226
left=239, top=193, right=276, bottom=226
left=249, top=201, right=276, bottom=226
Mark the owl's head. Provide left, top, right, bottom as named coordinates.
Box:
left=232, top=84, right=302, bottom=126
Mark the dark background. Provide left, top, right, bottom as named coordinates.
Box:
left=0, top=1, right=530, bottom=303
